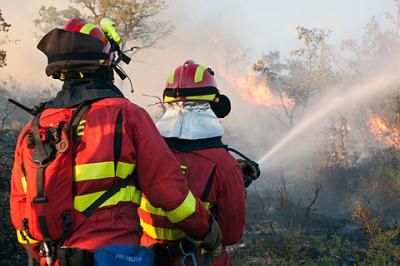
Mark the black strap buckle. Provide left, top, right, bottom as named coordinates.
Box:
left=33, top=196, right=48, bottom=204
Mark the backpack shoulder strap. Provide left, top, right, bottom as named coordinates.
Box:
left=31, top=111, right=49, bottom=204
left=201, top=165, right=218, bottom=218
left=201, top=166, right=216, bottom=202
left=66, top=101, right=93, bottom=141
left=81, top=110, right=133, bottom=218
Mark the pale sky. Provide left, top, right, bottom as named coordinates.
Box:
left=0, top=0, right=396, bottom=101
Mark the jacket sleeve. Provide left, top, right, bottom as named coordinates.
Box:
left=10, top=128, right=28, bottom=231
left=126, top=107, right=211, bottom=240
left=215, top=161, right=246, bottom=245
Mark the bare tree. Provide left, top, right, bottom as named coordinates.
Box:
left=0, top=9, right=11, bottom=67
left=276, top=166, right=289, bottom=210
left=0, top=79, right=17, bottom=131
left=325, top=115, right=352, bottom=167
left=0, top=102, right=15, bottom=132
left=33, top=0, right=174, bottom=52
left=305, top=183, right=322, bottom=217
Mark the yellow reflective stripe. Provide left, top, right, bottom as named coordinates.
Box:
left=75, top=161, right=114, bottom=181
left=140, top=219, right=185, bottom=240
left=163, top=94, right=216, bottom=103
left=17, top=230, right=39, bottom=244
left=21, top=176, right=27, bottom=193
left=74, top=161, right=135, bottom=182
left=116, top=162, right=135, bottom=178
left=140, top=196, right=166, bottom=216
left=73, top=185, right=141, bottom=212
left=165, top=191, right=196, bottom=223
left=168, top=70, right=175, bottom=84
left=180, top=165, right=187, bottom=174
left=194, top=65, right=207, bottom=83
left=77, top=121, right=86, bottom=136
left=203, top=202, right=213, bottom=209
left=140, top=195, right=211, bottom=218
left=80, top=23, right=96, bottom=34
left=163, top=95, right=177, bottom=103
left=186, top=94, right=216, bottom=101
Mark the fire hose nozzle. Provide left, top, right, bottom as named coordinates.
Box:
left=237, top=159, right=261, bottom=187
left=100, top=18, right=122, bottom=45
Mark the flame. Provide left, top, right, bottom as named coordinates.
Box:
left=368, top=114, right=400, bottom=149
left=217, top=60, right=293, bottom=108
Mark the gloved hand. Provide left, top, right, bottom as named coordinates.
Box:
left=237, top=159, right=261, bottom=187
left=186, top=216, right=222, bottom=261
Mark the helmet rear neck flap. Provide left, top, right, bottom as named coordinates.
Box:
left=37, top=18, right=131, bottom=84
left=37, top=28, right=109, bottom=79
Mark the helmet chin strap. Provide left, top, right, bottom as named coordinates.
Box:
left=55, top=67, right=115, bottom=82
left=101, top=18, right=136, bottom=93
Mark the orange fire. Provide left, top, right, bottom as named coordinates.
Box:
left=217, top=61, right=293, bottom=108
left=368, top=114, right=400, bottom=149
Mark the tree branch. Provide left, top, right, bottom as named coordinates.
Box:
left=305, top=183, right=322, bottom=217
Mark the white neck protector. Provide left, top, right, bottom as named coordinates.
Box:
left=156, top=102, right=224, bottom=140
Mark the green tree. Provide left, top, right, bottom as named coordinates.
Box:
left=33, top=0, right=173, bottom=52
left=254, top=27, right=335, bottom=129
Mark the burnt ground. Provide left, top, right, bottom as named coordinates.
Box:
left=0, top=130, right=28, bottom=266
left=229, top=192, right=399, bottom=265
left=0, top=130, right=398, bottom=266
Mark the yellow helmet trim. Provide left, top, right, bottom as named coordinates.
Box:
left=80, top=23, right=97, bottom=35
left=168, top=70, right=175, bottom=84
left=163, top=94, right=217, bottom=103
left=194, top=65, right=207, bottom=83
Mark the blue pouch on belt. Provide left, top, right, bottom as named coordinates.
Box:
left=94, top=245, right=155, bottom=266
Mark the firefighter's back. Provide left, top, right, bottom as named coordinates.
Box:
left=61, top=97, right=143, bottom=250
left=139, top=146, right=246, bottom=266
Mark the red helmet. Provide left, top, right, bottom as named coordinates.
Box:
left=163, top=60, right=219, bottom=103
left=64, top=18, right=112, bottom=65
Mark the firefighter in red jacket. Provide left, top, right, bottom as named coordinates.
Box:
left=9, top=20, right=221, bottom=265
left=139, top=60, right=257, bottom=266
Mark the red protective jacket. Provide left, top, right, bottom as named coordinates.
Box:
left=10, top=97, right=211, bottom=253
left=139, top=144, right=246, bottom=266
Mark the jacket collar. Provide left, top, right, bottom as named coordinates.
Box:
left=163, top=137, right=226, bottom=152
left=45, top=78, right=124, bottom=108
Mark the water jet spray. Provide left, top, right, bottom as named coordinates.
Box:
left=256, top=73, right=399, bottom=168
